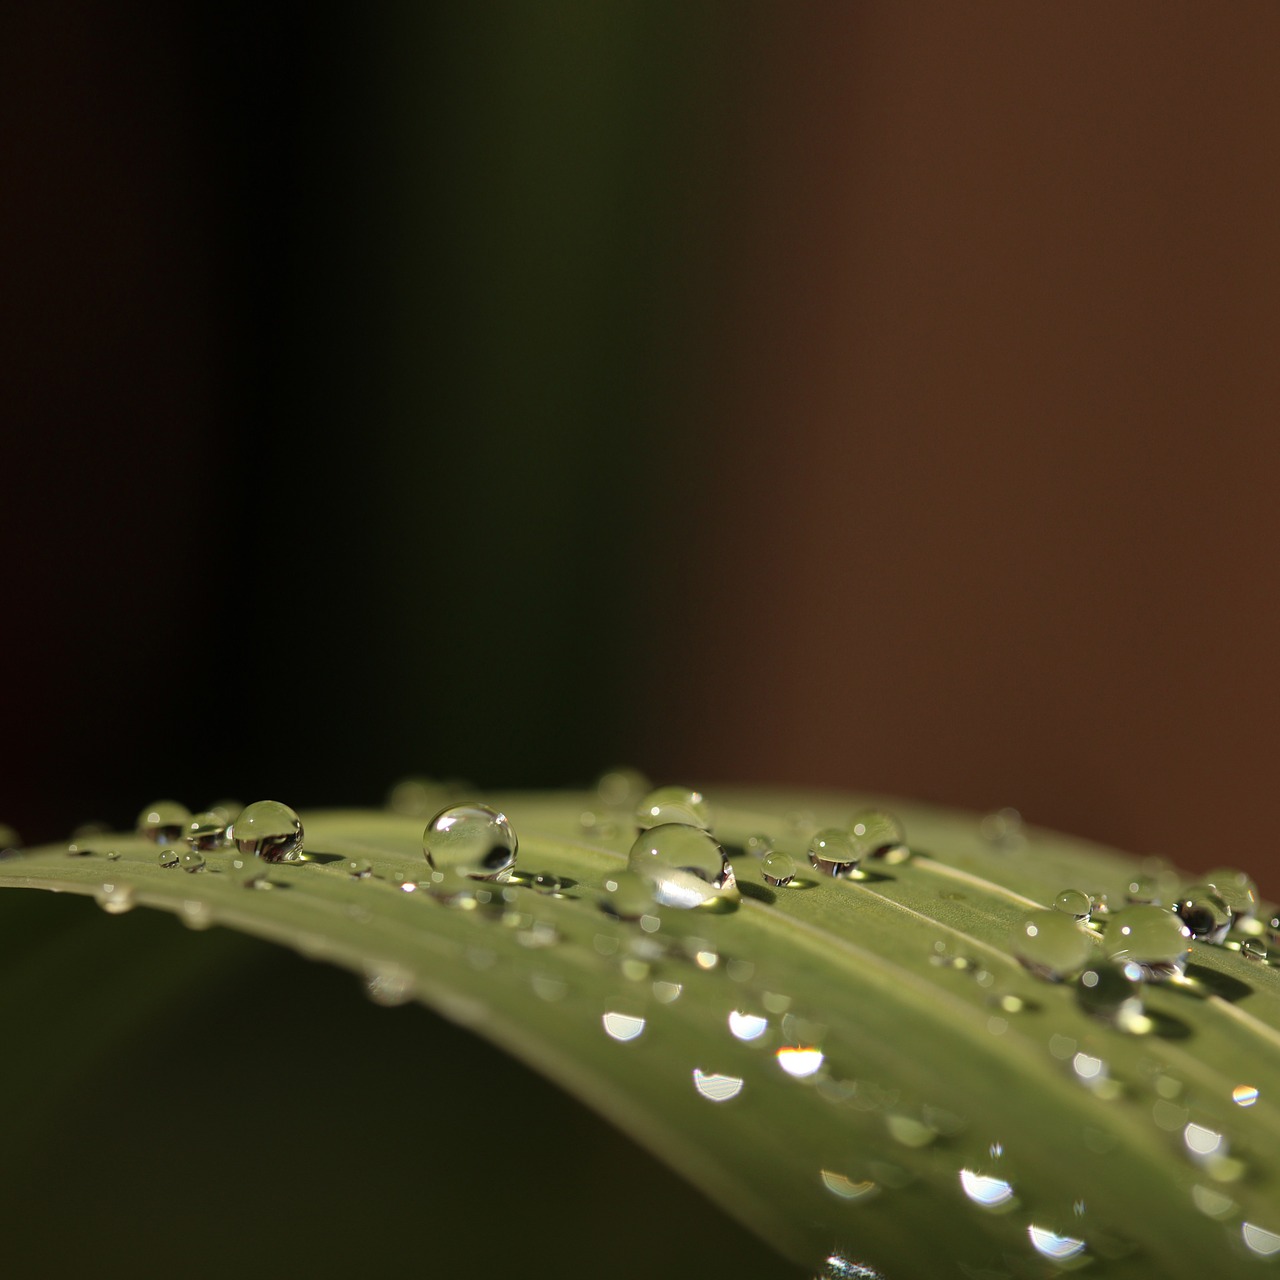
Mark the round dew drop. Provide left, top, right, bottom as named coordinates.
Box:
left=1175, top=886, right=1232, bottom=944
left=234, top=800, right=305, bottom=863
left=633, top=785, right=712, bottom=833
left=186, top=811, right=229, bottom=852
left=136, top=800, right=191, bottom=846
left=761, top=850, right=797, bottom=887
left=1105, top=905, right=1191, bottom=979
left=1053, top=889, right=1093, bottom=921
left=1012, top=909, right=1093, bottom=980
left=808, top=828, right=860, bottom=878
left=848, top=809, right=908, bottom=863
left=627, top=823, right=737, bottom=910
left=1202, top=867, right=1259, bottom=922
left=180, top=851, right=205, bottom=874
left=423, top=803, right=517, bottom=881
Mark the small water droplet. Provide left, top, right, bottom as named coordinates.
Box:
left=1242, top=1223, right=1280, bottom=1257
left=1240, top=938, right=1268, bottom=962
left=1233, top=1084, right=1259, bottom=1107
left=634, top=785, right=712, bottom=832
left=1053, top=889, right=1093, bottom=921
left=235, top=800, right=305, bottom=863
left=776, top=1046, right=825, bottom=1078
left=601, top=1010, right=646, bottom=1041
left=1012, top=909, right=1093, bottom=980
left=94, top=883, right=135, bottom=915
left=761, top=850, right=796, bottom=887
left=1105, top=905, right=1191, bottom=979
left=346, top=859, right=372, bottom=879
left=180, top=850, right=205, bottom=874
left=627, top=824, right=737, bottom=909
left=1202, top=867, right=1259, bottom=923
left=692, top=1068, right=743, bottom=1102
left=104, top=849, right=121, bottom=861
left=980, top=807, right=1024, bottom=849
left=1077, top=964, right=1148, bottom=1033
left=1175, top=886, right=1232, bottom=943
left=157, top=848, right=180, bottom=869
left=1027, top=1225, right=1086, bottom=1262
left=808, top=828, right=860, bottom=878
left=136, top=800, right=191, bottom=845
left=849, top=809, right=908, bottom=863
left=423, top=803, right=516, bottom=880
left=186, top=811, right=229, bottom=852
left=596, top=767, right=650, bottom=810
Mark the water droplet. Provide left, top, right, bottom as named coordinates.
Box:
left=104, top=849, right=121, bottom=861
left=1027, top=1225, right=1086, bottom=1262
left=634, top=785, right=712, bottom=832
left=1233, top=1084, right=1259, bottom=1107
left=186, top=811, right=229, bottom=852
left=598, top=869, right=654, bottom=920
left=820, top=1170, right=879, bottom=1201
left=728, top=1010, right=769, bottom=1041
left=235, top=800, right=305, bottom=863
left=808, top=828, right=860, bottom=878
left=180, top=851, right=205, bottom=874
left=1012, top=910, right=1093, bottom=980
left=1077, top=964, right=1148, bottom=1033
left=960, top=1167, right=1015, bottom=1209
left=1203, top=867, right=1259, bottom=923
left=94, top=883, right=135, bottom=915
left=423, top=803, right=515, bottom=880
left=1105, top=905, right=1191, bottom=979
left=601, top=1011, right=646, bottom=1042
left=136, top=800, right=191, bottom=845
left=596, top=767, right=650, bottom=810
left=1242, top=1223, right=1280, bottom=1257
left=157, top=848, right=180, bottom=869
left=1053, top=889, right=1093, bottom=921
left=776, top=1046, right=825, bottom=1078
left=509, top=869, right=570, bottom=896
left=761, top=850, right=796, bottom=887
left=1175, top=886, right=1232, bottom=944
left=1241, top=938, right=1268, bottom=962
left=346, top=859, right=372, bottom=879
left=744, top=833, right=775, bottom=857
left=849, top=809, right=908, bottom=863
left=692, top=1068, right=743, bottom=1102
left=364, top=964, right=413, bottom=1007
left=980, top=807, right=1024, bottom=848
left=627, top=824, right=737, bottom=909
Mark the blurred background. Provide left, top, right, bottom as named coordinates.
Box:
left=5, top=2, right=1280, bottom=887
left=5, top=5, right=1280, bottom=1276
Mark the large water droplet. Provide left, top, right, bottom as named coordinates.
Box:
left=761, top=850, right=797, bottom=887
left=1175, top=886, right=1232, bottom=944
left=234, top=800, right=305, bottom=863
left=849, top=809, right=908, bottom=863
left=1012, top=909, right=1093, bottom=980
left=634, top=786, right=712, bottom=832
left=1105, top=905, right=1190, bottom=979
left=1053, top=889, right=1093, bottom=921
left=1202, top=867, right=1259, bottom=923
left=808, top=828, right=860, bottom=878
left=422, top=803, right=516, bottom=880
left=627, top=824, right=737, bottom=909
left=136, top=800, right=191, bottom=845
left=180, top=851, right=206, bottom=874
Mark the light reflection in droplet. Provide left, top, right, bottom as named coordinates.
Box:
left=1184, top=1122, right=1226, bottom=1158
left=960, top=1168, right=1014, bottom=1208
left=602, top=1011, right=646, bottom=1042
left=728, top=1010, right=769, bottom=1041
left=1243, top=1223, right=1280, bottom=1257
left=692, top=1068, right=744, bottom=1102
left=820, top=1170, right=878, bottom=1201
left=1027, top=1225, right=1087, bottom=1261
left=777, top=1046, right=825, bottom=1078
left=1233, top=1084, right=1260, bottom=1107
left=1072, top=1052, right=1105, bottom=1082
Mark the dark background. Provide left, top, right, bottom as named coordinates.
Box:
left=6, top=3, right=1280, bottom=889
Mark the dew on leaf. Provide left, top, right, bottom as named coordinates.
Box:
left=1105, top=904, right=1190, bottom=979
left=422, top=803, right=516, bottom=880
left=808, top=828, right=860, bottom=878
left=346, top=859, right=372, bottom=879
left=627, top=824, right=737, bottom=909
left=136, top=800, right=190, bottom=845
left=235, top=800, right=305, bottom=863
left=180, top=851, right=205, bottom=874
left=1175, top=886, right=1232, bottom=943
left=157, top=848, right=180, bottom=869
left=1240, top=938, right=1267, bottom=962
left=186, top=811, right=228, bottom=852
left=1053, top=889, right=1093, bottom=921
left=849, top=809, right=908, bottom=863
left=1202, top=867, right=1259, bottom=922
left=634, top=785, right=712, bottom=832
left=1012, top=909, right=1093, bottom=980
left=761, top=850, right=796, bottom=887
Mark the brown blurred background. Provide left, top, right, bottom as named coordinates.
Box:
left=3, top=2, right=1280, bottom=891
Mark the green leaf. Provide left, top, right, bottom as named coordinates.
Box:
left=3, top=790, right=1278, bottom=1278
